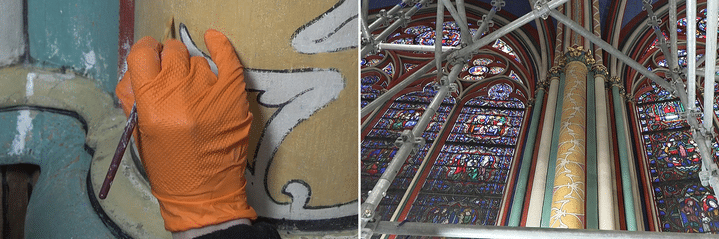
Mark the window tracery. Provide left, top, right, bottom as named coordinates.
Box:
left=361, top=81, right=456, bottom=221
left=361, top=10, right=533, bottom=231
left=396, top=82, right=526, bottom=226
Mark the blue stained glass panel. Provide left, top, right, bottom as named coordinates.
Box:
left=415, top=29, right=462, bottom=46
left=637, top=83, right=676, bottom=104
left=655, top=181, right=719, bottom=233
left=635, top=81, right=719, bottom=232
left=406, top=83, right=525, bottom=226
left=465, top=97, right=525, bottom=109
left=644, top=131, right=702, bottom=182
left=463, top=75, right=484, bottom=81
left=391, top=37, right=414, bottom=44
left=404, top=25, right=432, bottom=35
left=492, top=39, right=521, bottom=62
left=404, top=63, right=418, bottom=72
left=473, top=58, right=493, bottom=66
left=489, top=67, right=504, bottom=75
left=361, top=82, right=457, bottom=221
left=405, top=195, right=500, bottom=225
left=677, top=8, right=717, bottom=39
left=469, top=66, right=488, bottom=75
left=636, top=100, right=688, bottom=132
left=362, top=58, right=381, bottom=68
left=362, top=75, right=380, bottom=85
left=382, top=63, right=394, bottom=76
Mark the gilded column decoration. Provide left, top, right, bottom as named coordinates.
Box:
left=592, top=64, right=607, bottom=77
left=537, top=77, right=550, bottom=93
left=549, top=46, right=592, bottom=229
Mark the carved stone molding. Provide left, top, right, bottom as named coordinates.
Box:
left=564, top=45, right=596, bottom=66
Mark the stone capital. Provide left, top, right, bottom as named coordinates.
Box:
left=564, top=45, right=595, bottom=66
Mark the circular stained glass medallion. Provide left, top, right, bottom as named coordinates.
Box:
left=415, top=30, right=462, bottom=46
left=404, top=25, right=432, bottom=35
left=463, top=75, right=484, bottom=81
left=469, top=66, right=488, bottom=75
left=473, top=58, right=493, bottom=66
left=488, top=83, right=513, bottom=100
left=489, top=67, right=504, bottom=75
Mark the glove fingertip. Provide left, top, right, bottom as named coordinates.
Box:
left=204, top=29, right=244, bottom=72
left=135, top=36, right=162, bottom=51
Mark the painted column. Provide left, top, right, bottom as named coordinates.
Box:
left=27, top=0, right=119, bottom=93
left=609, top=76, right=637, bottom=231
left=528, top=2, right=565, bottom=227
left=0, top=0, right=24, bottom=66
left=592, top=64, right=614, bottom=230
left=549, top=46, right=592, bottom=229
left=525, top=70, right=561, bottom=227
left=508, top=78, right=548, bottom=226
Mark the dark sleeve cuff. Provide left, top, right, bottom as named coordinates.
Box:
left=194, top=222, right=281, bottom=239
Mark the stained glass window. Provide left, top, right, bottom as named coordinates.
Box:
left=361, top=82, right=456, bottom=221
left=509, top=70, right=523, bottom=84
left=384, top=20, right=525, bottom=65
left=715, top=83, right=719, bottom=118
left=404, top=25, right=432, bottom=35
left=655, top=50, right=703, bottom=68
left=391, top=37, right=414, bottom=45
left=382, top=63, right=395, bottom=76
left=463, top=75, right=484, bottom=81
left=399, top=83, right=525, bottom=226
left=677, top=8, right=718, bottom=39
left=416, top=29, right=462, bottom=46
left=362, top=10, right=533, bottom=235
left=460, top=56, right=508, bottom=81
left=492, top=39, right=521, bottom=63
left=361, top=74, right=387, bottom=108
left=389, top=21, right=481, bottom=48
left=474, top=58, right=493, bottom=66
left=634, top=83, right=719, bottom=232
left=647, top=32, right=669, bottom=53
left=489, top=66, right=504, bottom=75
left=469, top=66, right=489, bottom=76
left=362, top=58, right=381, bottom=68
left=404, top=63, right=418, bottom=72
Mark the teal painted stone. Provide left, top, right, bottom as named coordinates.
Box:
left=27, top=0, right=119, bottom=94
left=0, top=110, right=115, bottom=238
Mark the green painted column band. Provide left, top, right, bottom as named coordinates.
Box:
left=585, top=73, right=598, bottom=229
left=27, top=0, right=119, bottom=94
left=611, top=85, right=637, bottom=231
left=541, top=73, right=566, bottom=228
left=507, top=87, right=546, bottom=226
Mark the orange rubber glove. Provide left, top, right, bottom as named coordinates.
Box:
left=115, top=30, right=257, bottom=232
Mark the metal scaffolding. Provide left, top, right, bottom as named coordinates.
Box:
left=368, top=221, right=719, bottom=238
left=360, top=0, right=719, bottom=237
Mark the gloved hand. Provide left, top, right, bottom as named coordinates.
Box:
left=115, top=29, right=256, bottom=232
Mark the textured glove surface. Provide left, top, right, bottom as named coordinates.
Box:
left=116, top=30, right=256, bottom=231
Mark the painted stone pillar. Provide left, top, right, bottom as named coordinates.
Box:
left=508, top=77, right=549, bottom=226
left=609, top=76, right=638, bottom=231
left=592, top=64, right=615, bottom=230
left=549, top=46, right=594, bottom=229
left=0, top=0, right=24, bottom=67
left=526, top=68, right=561, bottom=227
